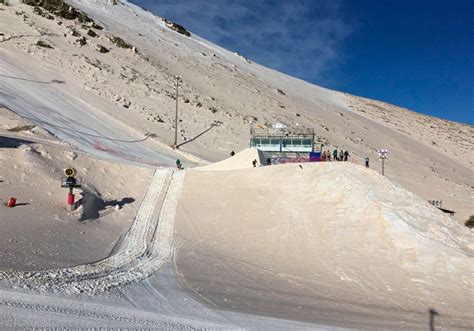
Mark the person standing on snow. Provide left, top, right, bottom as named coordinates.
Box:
left=339, top=150, right=344, bottom=162
left=344, top=150, right=350, bottom=161
left=176, top=159, right=182, bottom=169
left=365, top=157, right=370, bottom=168
left=333, top=149, right=338, bottom=161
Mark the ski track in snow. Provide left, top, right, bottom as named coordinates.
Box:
left=0, top=286, right=231, bottom=329
left=0, top=169, right=238, bottom=329
left=0, top=169, right=184, bottom=294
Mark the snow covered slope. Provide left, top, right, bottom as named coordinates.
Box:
left=196, top=147, right=264, bottom=171
left=0, top=2, right=473, bottom=328
left=0, top=0, right=472, bottom=220
left=175, top=161, right=473, bottom=329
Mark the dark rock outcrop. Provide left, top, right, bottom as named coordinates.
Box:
left=96, top=44, right=109, bottom=53
left=86, top=29, right=97, bottom=37
left=91, top=22, right=103, bottom=30
left=76, top=36, right=86, bottom=46
left=32, top=6, right=54, bottom=19
left=36, top=40, right=53, bottom=48
left=162, top=18, right=191, bottom=37
left=109, top=35, right=132, bottom=49
left=23, top=0, right=93, bottom=22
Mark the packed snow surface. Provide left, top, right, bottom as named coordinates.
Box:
left=175, top=161, right=473, bottom=329
left=0, top=0, right=473, bottom=329
left=196, top=147, right=264, bottom=171
left=0, top=55, right=176, bottom=167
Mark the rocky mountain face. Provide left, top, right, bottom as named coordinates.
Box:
left=0, top=0, right=472, bottom=222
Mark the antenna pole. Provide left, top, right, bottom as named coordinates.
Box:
left=174, top=76, right=181, bottom=147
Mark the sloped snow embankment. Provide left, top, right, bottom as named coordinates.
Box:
left=0, top=55, right=176, bottom=167
left=196, top=147, right=264, bottom=171
left=0, top=169, right=185, bottom=294
left=173, top=161, right=473, bottom=327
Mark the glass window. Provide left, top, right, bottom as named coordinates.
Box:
left=302, top=139, right=312, bottom=146
left=292, top=138, right=302, bottom=146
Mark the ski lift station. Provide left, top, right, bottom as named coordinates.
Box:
left=250, top=123, right=315, bottom=153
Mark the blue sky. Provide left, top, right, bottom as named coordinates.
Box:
left=130, top=0, right=473, bottom=125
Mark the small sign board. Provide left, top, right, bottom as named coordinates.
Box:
left=61, top=177, right=82, bottom=188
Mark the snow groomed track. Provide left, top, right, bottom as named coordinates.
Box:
left=0, top=168, right=185, bottom=294
left=0, top=286, right=232, bottom=329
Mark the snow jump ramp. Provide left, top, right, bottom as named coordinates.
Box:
left=173, top=161, right=472, bottom=329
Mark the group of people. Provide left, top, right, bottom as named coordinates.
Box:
left=322, top=149, right=350, bottom=162
left=181, top=149, right=369, bottom=169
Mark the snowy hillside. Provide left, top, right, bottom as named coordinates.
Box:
left=0, top=0, right=472, bottom=221
left=0, top=1, right=473, bottom=329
